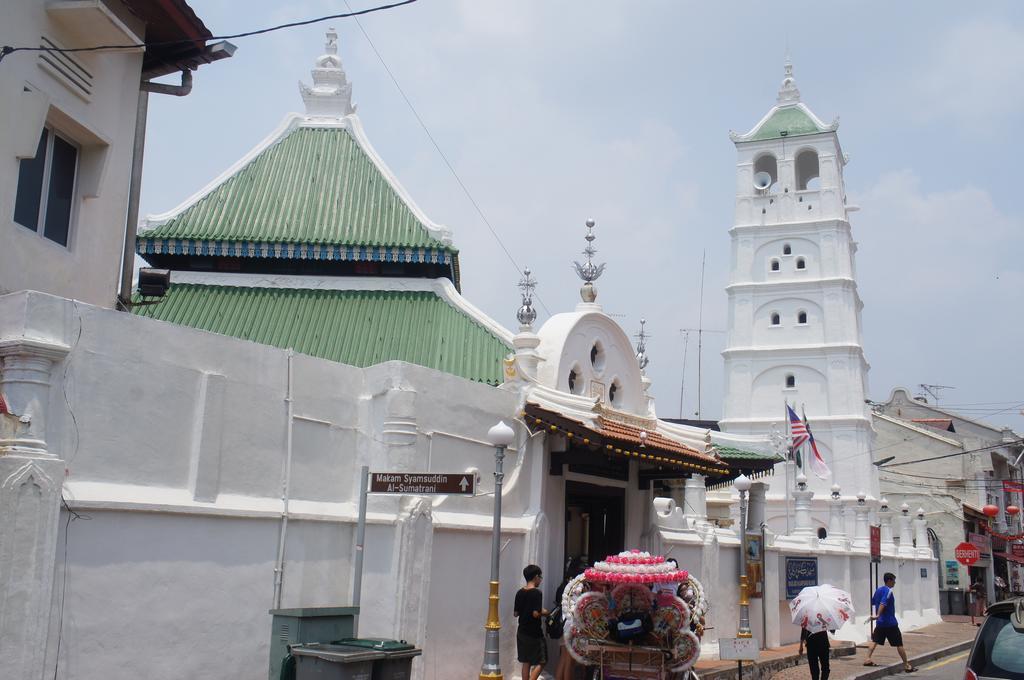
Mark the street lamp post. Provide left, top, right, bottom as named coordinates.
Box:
left=735, top=473, right=753, bottom=639
left=480, top=421, right=515, bottom=680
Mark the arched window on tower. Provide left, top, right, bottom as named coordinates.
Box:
left=795, top=149, right=820, bottom=190
left=753, top=153, right=778, bottom=192
left=796, top=257, right=806, bottom=270
left=783, top=243, right=792, bottom=255
left=770, top=259, right=780, bottom=272
left=785, top=374, right=796, bottom=388
left=770, top=312, right=781, bottom=326
left=797, top=311, right=808, bottom=325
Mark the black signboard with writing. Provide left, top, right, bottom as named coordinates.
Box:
left=785, top=557, right=818, bottom=599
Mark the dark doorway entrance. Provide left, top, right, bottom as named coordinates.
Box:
left=564, top=481, right=625, bottom=571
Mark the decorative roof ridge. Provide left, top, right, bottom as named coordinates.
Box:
left=141, top=112, right=305, bottom=233
left=872, top=412, right=962, bottom=447
left=883, top=386, right=1020, bottom=437
left=729, top=101, right=839, bottom=143
left=139, top=112, right=455, bottom=248
left=659, top=419, right=775, bottom=457
left=163, top=273, right=514, bottom=347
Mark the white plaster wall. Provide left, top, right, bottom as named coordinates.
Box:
left=0, top=1, right=146, bottom=307
left=3, top=291, right=539, bottom=680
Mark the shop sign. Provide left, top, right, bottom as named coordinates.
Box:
left=785, top=557, right=818, bottom=599
left=945, top=560, right=960, bottom=586
left=1012, top=544, right=1024, bottom=558
left=969, top=532, right=992, bottom=558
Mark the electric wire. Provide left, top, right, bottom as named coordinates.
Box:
left=0, top=1, right=419, bottom=64
left=343, top=0, right=550, bottom=316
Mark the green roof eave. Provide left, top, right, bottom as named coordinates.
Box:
left=747, top=106, right=825, bottom=141
left=715, top=446, right=782, bottom=462
left=132, top=284, right=510, bottom=385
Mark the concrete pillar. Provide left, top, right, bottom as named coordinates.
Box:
left=852, top=492, right=871, bottom=549
left=684, top=474, right=707, bottom=521
left=792, top=473, right=816, bottom=537
left=897, top=503, right=916, bottom=558
left=0, top=338, right=69, bottom=680
left=879, top=499, right=896, bottom=554
left=828, top=484, right=847, bottom=540
left=913, top=508, right=932, bottom=559
left=749, top=482, right=767, bottom=530
left=664, top=479, right=686, bottom=510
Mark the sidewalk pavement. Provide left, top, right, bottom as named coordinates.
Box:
left=692, top=617, right=981, bottom=680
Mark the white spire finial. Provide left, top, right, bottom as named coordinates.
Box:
left=299, top=28, right=356, bottom=118
left=777, top=58, right=801, bottom=105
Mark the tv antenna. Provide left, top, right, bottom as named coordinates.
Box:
left=917, top=383, right=955, bottom=404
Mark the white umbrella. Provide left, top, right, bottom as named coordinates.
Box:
left=789, top=584, right=856, bottom=634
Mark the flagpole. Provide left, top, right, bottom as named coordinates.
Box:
left=785, top=400, right=792, bottom=535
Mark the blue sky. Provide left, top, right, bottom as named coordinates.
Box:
left=140, top=1, right=1024, bottom=432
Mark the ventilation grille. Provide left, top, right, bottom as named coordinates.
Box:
left=279, top=623, right=290, bottom=642
left=38, top=37, right=93, bottom=101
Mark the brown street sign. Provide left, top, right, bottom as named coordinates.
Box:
left=370, top=472, right=475, bottom=495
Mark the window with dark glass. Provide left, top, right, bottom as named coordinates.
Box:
left=13, top=126, right=78, bottom=247
left=797, top=311, right=808, bottom=324
left=796, top=258, right=806, bottom=270
left=786, top=374, right=796, bottom=388
left=770, top=259, right=780, bottom=272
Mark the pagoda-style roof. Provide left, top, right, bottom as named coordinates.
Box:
left=730, top=61, right=839, bottom=144
left=132, top=276, right=511, bottom=385
left=138, top=118, right=459, bottom=284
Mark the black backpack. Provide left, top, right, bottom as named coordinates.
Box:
left=546, top=605, right=564, bottom=639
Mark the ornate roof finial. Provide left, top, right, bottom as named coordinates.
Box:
left=777, top=58, right=801, bottom=105
left=573, top=218, right=606, bottom=303
left=299, top=28, right=356, bottom=118
left=516, top=267, right=538, bottom=328
left=634, top=319, right=650, bottom=371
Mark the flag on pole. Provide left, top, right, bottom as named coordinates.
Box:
left=0, top=392, right=8, bottom=415
left=802, top=406, right=831, bottom=480
left=787, top=404, right=807, bottom=469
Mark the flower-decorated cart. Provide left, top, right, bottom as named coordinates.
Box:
left=561, top=550, right=709, bottom=680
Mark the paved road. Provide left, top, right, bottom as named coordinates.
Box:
left=910, top=650, right=968, bottom=680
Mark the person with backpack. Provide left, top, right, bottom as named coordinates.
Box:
left=552, top=557, right=585, bottom=680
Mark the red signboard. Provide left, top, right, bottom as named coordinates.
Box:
left=1012, top=544, right=1024, bottom=558
left=955, top=541, right=981, bottom=566
left=869, top=525, right=881, bottom=562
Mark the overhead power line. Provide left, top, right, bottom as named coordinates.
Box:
left=343, top=0, right=549, bottom=315
left=877, top=439, right=1024, bottom=469
left=0, top=0, right=419, bottom=64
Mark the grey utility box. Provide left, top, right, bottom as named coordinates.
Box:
left=292, top=644, right=379, bottom=680
left=269, top=607, right=359, bottom=680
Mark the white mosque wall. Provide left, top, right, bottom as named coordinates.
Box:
left=3, top=290, right=539, bottom=680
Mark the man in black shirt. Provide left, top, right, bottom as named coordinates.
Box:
left=799, top=627, right=830, bottom=680
left=514, top=564, right=548, bottom=680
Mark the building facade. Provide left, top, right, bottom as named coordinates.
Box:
left=0, top=0, right=231, bottom=308
left=720, top=62, right=877, bottom=527
left=873, top=388, right=1024, bottom=607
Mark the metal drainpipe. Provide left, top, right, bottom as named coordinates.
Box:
left=273, top=349, right=296, bottom=609
left=116, top=70, right=193, bottom=310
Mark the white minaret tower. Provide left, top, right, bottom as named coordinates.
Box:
left=719, top=61, right=877, bottom=519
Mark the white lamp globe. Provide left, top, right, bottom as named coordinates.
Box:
left=487, top=421, right=515, bottom=448
left=734, top=473, right=752, bottom=492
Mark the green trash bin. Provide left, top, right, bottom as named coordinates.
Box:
left=291, top=644, right=381, bottom=680
left=331, top=639, right=422, bottom=680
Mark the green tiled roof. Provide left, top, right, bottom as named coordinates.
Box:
left=133, top=284, right=510, bottom=385
left=715, top=446, right=781, bottom=462
left=748, top=106, right=824, bottom=141
left=140, top=126, right=454, bottom=252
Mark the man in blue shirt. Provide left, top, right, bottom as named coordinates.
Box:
left=863, top=572, right=916, bottom=672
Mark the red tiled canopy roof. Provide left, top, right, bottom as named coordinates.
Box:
left=523, top=403, right=730, bottom=477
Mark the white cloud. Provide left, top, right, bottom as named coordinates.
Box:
left=913, top=19, right=1024, bottom=129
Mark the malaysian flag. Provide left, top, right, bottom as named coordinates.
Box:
left=788, top=405, right=809, bottom=449
left=803, top=406, right=831, bottom=480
